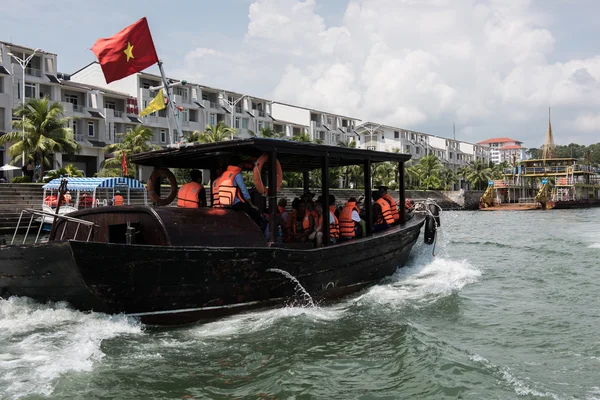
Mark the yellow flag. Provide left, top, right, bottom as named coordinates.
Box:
left=139, top=90, right=166, bottom=117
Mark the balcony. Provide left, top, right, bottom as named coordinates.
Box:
left=113, top=110, right=124, bottom=118
left=74, top=134, right=86, bottom=143
left=182, top=120, right=190, bottom=127
left=256, top=109, right=266, bottom=117
left=25, top=67, right=42, bottom=78
left=235, top=105, right=242, bottom=114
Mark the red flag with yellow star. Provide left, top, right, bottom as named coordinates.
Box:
left=91, top=17, right=159, bottom=84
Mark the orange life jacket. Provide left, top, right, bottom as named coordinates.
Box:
left=339, top=201, right=360, bottom=238
left=113, top=194, right=124, bottom=206
left=302, top=210, right=312, bottom=231
left=211, top=177, right=222, bottom=207
left=284, top=210, right=297, bottom=241
left=381, top=193, right=400, bottom=221
left=217, top=166, right=244, bottom=207
left=177, top=182, right=203, bottom=208
left=376, top=198, right=395, bottom=226
left=329, top=205, right=336, bottom=215
left=44, top=195, right=58, bottom=207
left=316, top=211, right=340, bottom=240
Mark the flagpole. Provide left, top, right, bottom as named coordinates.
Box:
left=157, top=60, right=183, bottom=144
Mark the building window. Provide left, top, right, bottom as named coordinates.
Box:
left=105, top=101, right=116, bottom=110
left=65, top=94, right=78, bottom=106
left=176, top=87, right=188, bottom=101
left=234, top=117, right=240, bottom=129
left=181, top=109, right=188, bottom=122
left=209, top=113, right=216, bottom=126
left=367, top=146, right=375, bottom=150
left=202, top=94, right=208, bottom=101
left=241, top=118, right=248, bottom=129
left=0, top=77, right=3, bottom=93
left=160, top=129, right=166, bottom=143
left=72, top=121, right=77, bottom=136
left=416, top=147, right=420, bottom=154
left=142, top=82, right=151, bottom=89
left=327, top=117, right=333, bottom=125
left=87, top=121, right=94, bottom=137
left=25, top=83, right=36, bottom=99
left=394, top=131, right=399, bottom=139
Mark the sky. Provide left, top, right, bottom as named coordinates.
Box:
left=2, top=0, right=600, bottom=147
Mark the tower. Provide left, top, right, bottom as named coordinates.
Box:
left=541, top=107, right=555, bottom=160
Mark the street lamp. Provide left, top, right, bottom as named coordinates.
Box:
left=7, top=48, right=41, bottom=174
left=219, top=93, right=247, bottom=140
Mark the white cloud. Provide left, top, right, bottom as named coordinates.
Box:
left=177, top=0, right=600, bottom=145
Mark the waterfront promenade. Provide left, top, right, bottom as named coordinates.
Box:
left=0, top=184, right=468, bottom=232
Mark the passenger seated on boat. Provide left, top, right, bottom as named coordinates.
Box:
left=283, top=198, right=300, bottom=242
left=79, top=193, right=93, bottom=209
left=113, top=190, right=124, bottom=206
left=217, top=156, right=265, bottom=229
left=290, top=200, right=315, bottom=243
left=379, top=186, right=400, bottom=224
left=310, top=201, right=340, bottom=247
left=177, top=169, right=206, bottom=208
left=372, top=191, right=394, bottom=232
left=63, top=191, right=72, bottom=205
left=339, top=197, right=362, bottom=240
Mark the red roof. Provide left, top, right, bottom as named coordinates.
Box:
left=477, top=137, right=521, bottom=145
left=498, top=145, right=526, bottom=150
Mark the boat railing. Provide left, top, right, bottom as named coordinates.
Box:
left=10, top=208, right=97, bottom=245
left=518, top=197, right=536, bottom=204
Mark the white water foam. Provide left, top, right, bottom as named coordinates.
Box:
left=588, top=243, right=600, bottom=249
left=0, top=297, right=143, bottom=399
left=354, top=242, right=481, bottom=308
left=469, top=354, right=562, bottom=400
left=189, top=304, right=347, bottom=339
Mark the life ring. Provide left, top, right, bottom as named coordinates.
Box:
left=253, top=153, right=283, bottom=196
left=147, top=167, right=178, bottom=206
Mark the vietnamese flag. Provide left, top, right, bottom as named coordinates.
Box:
left=121, top=152, right=128, bottom=176
left=91, top=17, right=159, bottom=84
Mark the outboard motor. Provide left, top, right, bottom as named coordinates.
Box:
left=424, top=203, right=440, bottom=245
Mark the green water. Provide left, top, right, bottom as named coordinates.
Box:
left=1, top=210, right=599, bottom=399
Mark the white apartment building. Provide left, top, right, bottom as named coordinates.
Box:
left=355, top=122, right=490, bottom=166
left=477, top=137, right=527, bottom=164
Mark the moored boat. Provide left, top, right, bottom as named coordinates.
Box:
left=0, top=139, right=436, bottom=325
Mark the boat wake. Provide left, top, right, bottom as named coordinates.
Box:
left=0, top=297, right=142, bottom=399
left=353, top=237, right=480, bottom=309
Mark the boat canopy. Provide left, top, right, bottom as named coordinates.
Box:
left=43, top=177, right=146, bottom=191
left=130, top=138, right=412, bottom=171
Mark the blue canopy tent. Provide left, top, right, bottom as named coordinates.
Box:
left=42, top=177, right=147, bottom=208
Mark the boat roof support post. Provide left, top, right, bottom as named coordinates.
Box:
left=268, top=149, right=278, bottom=243
left=399, top=161, right=406, bottom=224
left=321, top=155, right=330, bottom=246
left=209, top=168, right=217, bottom=207
left=303, top=171, right=310, bottom=195
left=363, top=159, right=373, bottom=237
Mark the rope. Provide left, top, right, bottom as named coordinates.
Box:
left=413, top=198, right=442, bottom=256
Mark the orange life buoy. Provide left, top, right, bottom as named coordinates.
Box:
left=147, top=167, right=178, bottom=206
left=253, top=153, right=283, bottom=196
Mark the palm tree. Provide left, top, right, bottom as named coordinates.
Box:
left=438, top=169, right=457, bottom=190
left=253, top=127, right=284, bottom=139
left=291, top=132, right=312, bottom=143
left=0, top=97, right=80, bottom=179
left=101, top=125, right=159, bottom=178
left=414, top=155, right=444, bottom=189
left=192, top=121, right=237, bottom=143
left=462, top=160, right=494, bottom=190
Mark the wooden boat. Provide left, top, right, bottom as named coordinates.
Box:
left=0, top=139, right=434, bottom=325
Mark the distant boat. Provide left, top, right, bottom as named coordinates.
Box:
left=480, top=109, right=600, bottom=210
left=40, top=177, right=148, bottom=230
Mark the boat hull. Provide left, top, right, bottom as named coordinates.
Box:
left=0, top=217, right=425, bottom=325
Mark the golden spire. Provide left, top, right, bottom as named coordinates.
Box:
left=541, top=107, right=555, bottom=160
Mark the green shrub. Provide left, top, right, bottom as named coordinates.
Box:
left=11, top=176, right=32, bottom=183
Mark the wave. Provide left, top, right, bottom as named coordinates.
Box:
left=0, top=297, right=143, bottom=399
left=469, top=353, right=562, bottom=399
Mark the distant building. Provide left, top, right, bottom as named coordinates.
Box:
left=477, top=137, right=527, bottom=165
